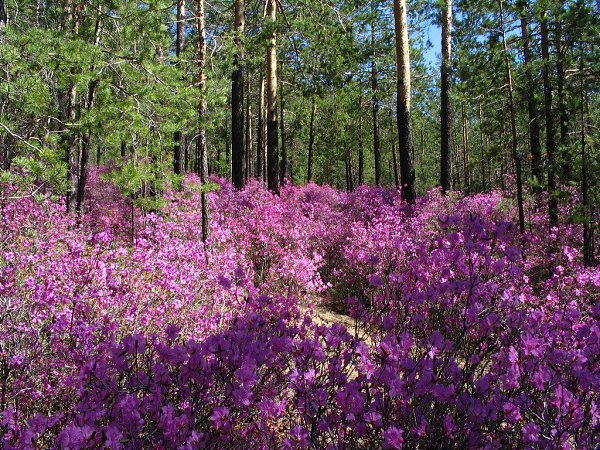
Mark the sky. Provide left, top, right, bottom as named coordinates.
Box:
left=423, top=24, right=442, bottom=68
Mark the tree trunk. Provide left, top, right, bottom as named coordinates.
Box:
left=307, top=95, right=316, bottom=183
left=0, top=0, right=7, bottom=38
left=461, top=103, right=470, bottom=191
left=176, top=0, right=186, bottom=55
left=245, top=75, right=253, bottom=180
left=64, top=7, right=81, bottom=213
left=371, top=21, right=381, bottom=186
left=358, top=106, right=364, bottom=186
left=256, top=75, right=265, bottom=180
left=345, top=148, right=354, bottom=192
left=173, top=0, right=186, bottom=175
left=75, top=12, right=102, bottom=213
left=393, top=0, right=416, bottom=203
left=499, top=0, right=525, bottom=234
left=197, top=0, right=209, bottom=243
left=279, top=79, right=288, bottom=183
left=66, top=83, right=78, bottom=213
left=266, top=0, right=279, bottom=194
left=231, top=0, right=245, bottom=188
left=555, top=21, right=570, bottom=182
left=390, top=109, right=399, bottom=189
left=541, top=11, right=558, bottom=228
left=76, top=80, right=99, bottom=213
left=520, top=12, right=542, bottom=184
left=479, top=103, right=487, bottom=191
left=440, top=0, right=453, bottom=192
left=580, top=44, right=593, bottom=266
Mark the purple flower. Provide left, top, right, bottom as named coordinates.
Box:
left=383, top=426, right=404, bottom=449
left=217, top=274, right=232, bottom=289
left=210, top=406, right=230, bottom=430
left=522, top=422, right=540, bottom=443
left=369, top=275, right=384, bottom=287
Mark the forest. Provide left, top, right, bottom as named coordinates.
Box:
left=1, top=0, right=599, bottom=448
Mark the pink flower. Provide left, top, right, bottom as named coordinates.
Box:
left=383, top=426, right=404, bottom=449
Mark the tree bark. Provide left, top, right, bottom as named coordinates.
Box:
left=555, top=21, right=569, bottom=182
left=393, top=0, right=416, bottom=203
left=307, top=95, right=316, bottom=183
left=345, top=147, right=354, bottom=192
left=479, top=103, right=487, bottom=191
left=245, top=74, right=253, bottom=180
left=231, top=0, right=245, bottom=188
left=0, top=0, right=7, bottom=38
left=75, top=11, right=102, bottom=213
left=580, top=44, right=593, bottom=266
left=279, top=79, right=288, bottom=184
left=440, top=0, right=453, bottom=192
left=75, top=79, right=99, bottom=213
left=66, top=83, right=78, bottom=213
left=256, top=75, right=266, bottom=180
left=390, top=108, right=399, bottom=189
left=461, top=103, right=470, bottom=191
left=499, top=0, right=525, bottom=234
left=520, top=12, right=542, bottom=184
left=266, top=0, right=279, bottom=194
left=358, top=104, right=364, bottom=186
left=541, top=11, right=558, bottom=228
left=173, top=0, right=186, bottom=175
left=197, top=0, right=209, bottom=243
left=371, top=20, right=381, bottom=186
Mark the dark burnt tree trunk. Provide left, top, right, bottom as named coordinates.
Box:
left=266, top=0, right=279, bottom=194
left=245, top=74, right=253, bottom=180
left=499, top=0, right=525, bottom=234
left=371, top=19, right=381, bottom=186
left=580, top=44, right=593, bottom=266
left=256, top=75, right=266, bottom=180
left=279, top=79, right=288, bottom=183
left=393, top=0, right=416, bottom=203
left=440, top=0, right=453, bottom=192
left=541, top=11, right=558, bottom=228
left=520, top=10, right=542, bottom=184
left=76, top=79, right=99, bottom=213
left=555, top=20, right=570, bottom=182
left=173, top=0, right=185, bottom=175
left=197, top=0, right=209, bottom=243
left=231, top=0, right=245, bottom=188
left=75, top=12, right=102, bottom=213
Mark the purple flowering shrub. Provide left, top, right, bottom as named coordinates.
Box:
left=1, top=173, right=599, bottom=448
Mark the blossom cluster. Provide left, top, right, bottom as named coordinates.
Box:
left=1, top=171, right=598, bottom=448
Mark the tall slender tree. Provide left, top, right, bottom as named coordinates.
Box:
left=440, top=0, right=453, bottom=192
left=371, top=15, right=381, bottom=186
left=231, top=0, right=245, bottom=188
left=173, top=0, right=186, bottom=176
left=197, top=0, right=209, bottom=243
left=498, top=0, right=525, bottom=234
left=266, top=0, right=279, bottom=193
left=76, top=9, right=103, bottom=213
left=256, top=75, right=266, bottom=180
left=519, top=4, right=542, bottom=184
left=393, top=0, right=416, bottom=203
left=280, top=80, right=288, bottom=183
left=541, top=11, right=558, bottom=228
